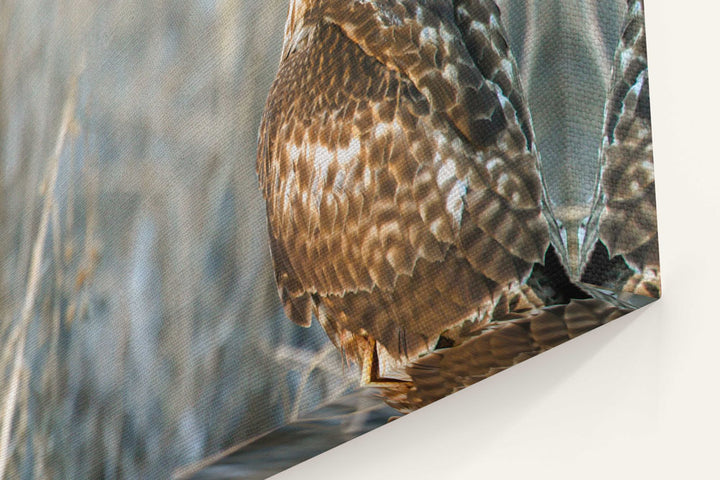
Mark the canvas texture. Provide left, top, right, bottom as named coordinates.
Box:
left=0, top=1, right=658, bottom=478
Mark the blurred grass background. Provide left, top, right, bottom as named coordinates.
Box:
left=0, top=2, right=358, bottom=478
left=0, top=1, right=629, bottom=478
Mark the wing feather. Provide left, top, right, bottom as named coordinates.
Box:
left=582, top=0, right=660, bottom=297
left=258, top=2, right=548, bottom=362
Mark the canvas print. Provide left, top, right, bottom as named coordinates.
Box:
left=0, top=0, right=659, bottom=478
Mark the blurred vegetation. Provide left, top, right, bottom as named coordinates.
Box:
left=0, top=1, right=633, bottom=478
left=0, top=1, right=357, bottom=478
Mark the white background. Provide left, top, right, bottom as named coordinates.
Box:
left=276, top=1, right=720, bottom=478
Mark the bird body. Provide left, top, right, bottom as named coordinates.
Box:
left=258, top=0, right=658, bottom=412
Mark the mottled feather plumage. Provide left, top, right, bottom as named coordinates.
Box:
left=259, top=0, right=548, bottom=366
left=258, top=0, right=659, bottom=412
left=581, top=0, right=660, bottom=299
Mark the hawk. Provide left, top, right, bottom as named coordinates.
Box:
left=257, top=0, right=658, bottom=412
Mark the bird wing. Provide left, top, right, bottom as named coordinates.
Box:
left=581, top=0, right=660, bottom=298
left=257, top=0, right=548, bottom=360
